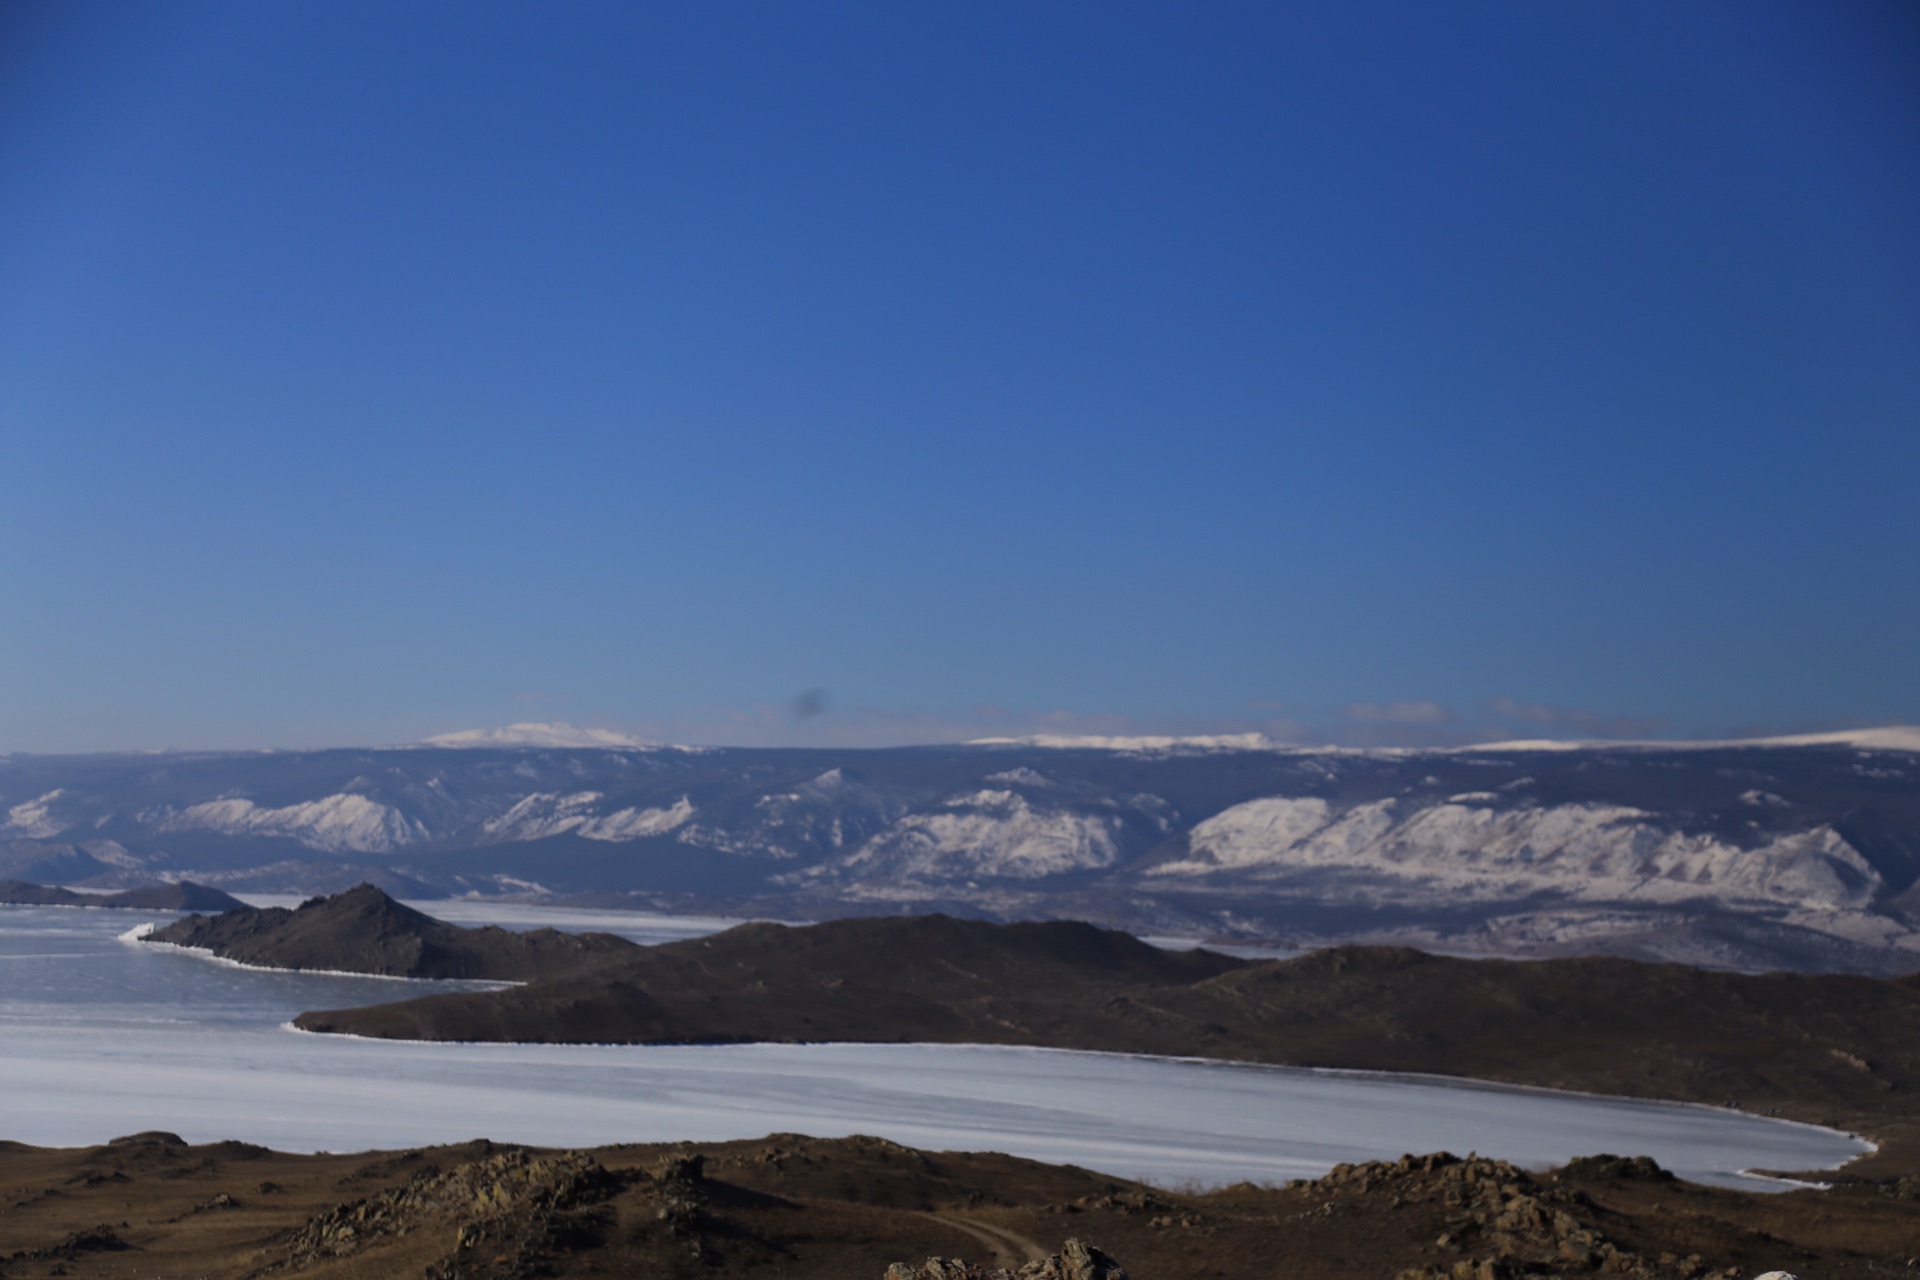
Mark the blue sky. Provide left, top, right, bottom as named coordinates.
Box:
left=2, top=1, right=1916, bottom=751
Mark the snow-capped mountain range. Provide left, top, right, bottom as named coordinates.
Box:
left=3, top=728, right=1917, bottom=972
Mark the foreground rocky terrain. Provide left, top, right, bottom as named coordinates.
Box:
left=0, top=1132, right=1914, bottom=1280
left=9, top=731, right=1920, bottom=970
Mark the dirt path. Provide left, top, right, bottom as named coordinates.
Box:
left=919, top=1213, right=1050, bottom=1268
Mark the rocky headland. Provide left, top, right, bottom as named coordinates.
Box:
left=0, top=879, right=247, bottom=912
left=146, top=884, right=633, bottom=979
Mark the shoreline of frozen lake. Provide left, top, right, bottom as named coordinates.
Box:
left=0, top=904, right=1872, bottom=1192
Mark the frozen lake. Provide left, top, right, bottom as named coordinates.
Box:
left=0, top=903, right=1871, bottom=1191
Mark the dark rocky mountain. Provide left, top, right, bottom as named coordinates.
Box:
left=148, top=884, right=633, bottom=979
left=0, top=879, right=245, bottom=911
left=10, top=731, right=1920, bottom=971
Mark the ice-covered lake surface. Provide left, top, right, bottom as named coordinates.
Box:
left=0, top=903, right=1870, bottom=1191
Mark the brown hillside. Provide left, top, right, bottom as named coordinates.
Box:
left=1, top=1133, right=1917, bottom=1280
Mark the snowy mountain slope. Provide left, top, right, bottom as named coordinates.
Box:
left=0, top=734, right=1915, bottom=970
left=675, top=767, right=905, bottom=860
left=479, top=792, right=695, bottom=843
left=4, top=789, right=72, bottom=839
left=156, top=794, right=428, bottom=854
left=1155, top=796, right=1880, bottom=911
left=796, top=769, right=1180, bottom=884
left=831, top=789, right=1126, bottom=880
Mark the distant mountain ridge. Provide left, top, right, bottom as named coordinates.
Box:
left=5, top=734, right=1919, bottom=972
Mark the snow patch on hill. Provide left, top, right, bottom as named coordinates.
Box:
left=79, top=840, right=145, bottom=870
left=1156, top=796, right=1882, bottom=911
left=423, top=723, right=656, bottom=750
left=1467, top=726, right=1920, bottom=755
left=4, top=790, right=71, bottom=839
left=968, top=733, right=1283, bottom=753
left=837, top=790, right=1125, bottom=879
left=1751, top=725, right=1920, bottom=753
left=587, top=798, right=694, bottom=841
left=160, top=795, right=428, bottom=854
left=481, top=792, right=694, bottom=842
left=677, top=771, right=901, bottom=859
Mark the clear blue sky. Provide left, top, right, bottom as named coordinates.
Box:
left=3, top=0, right=1916, bottom=751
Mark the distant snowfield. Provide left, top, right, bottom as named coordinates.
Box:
left=421, top=722, right=659, bottom=749
left=0, top=906, right=1870, bottom=1191
left=412, top=721, right=1920, bottom=755
left=966, top=725, right=1920, bottom=755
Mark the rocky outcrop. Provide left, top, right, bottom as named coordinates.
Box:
left=886, top=1238, right=1128, bottom=1280
left=8, top=1224, right=130, bottom=1264
left=281, top=1147, right=617, bottom=1272
left=1286, top=1153, right=1733, bottom=1280
left=107, top=1130, right=188, bottom=1147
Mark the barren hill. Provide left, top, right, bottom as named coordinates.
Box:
left=148, top=884, right=633, bottom=980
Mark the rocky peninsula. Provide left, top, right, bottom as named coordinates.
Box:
left=146, top=883, right=634, bottom=980
left=0, top=879, right=247, bottom=912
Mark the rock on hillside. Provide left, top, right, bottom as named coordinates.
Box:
left=1304, top=1153, right=1735, bottom=1280
left=886, top=1238, right=1129, bottom=1280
